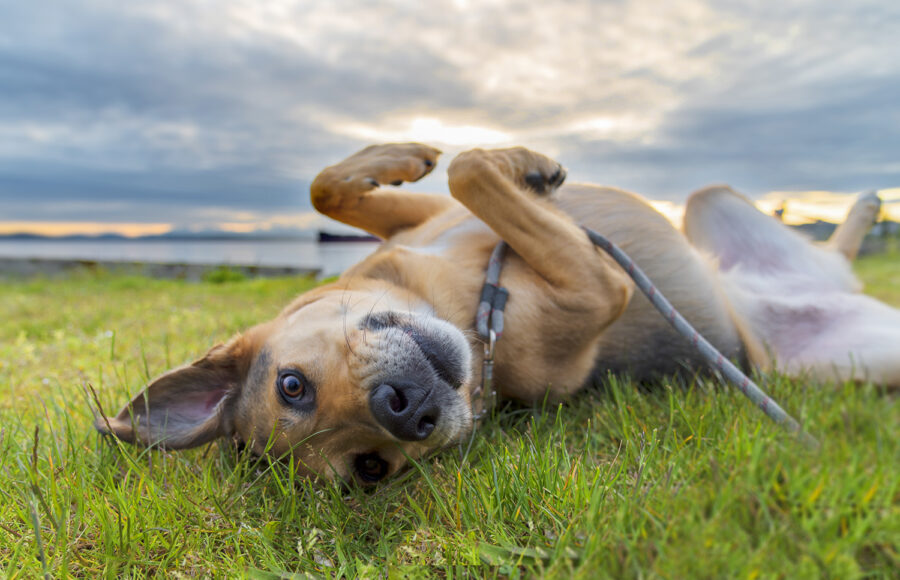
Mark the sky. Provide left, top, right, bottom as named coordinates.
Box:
left=2, top=0, right=899, bottom=236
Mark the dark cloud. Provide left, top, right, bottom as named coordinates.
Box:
left=558, top=44, right=900, bottom=198
left=559, top=75, right=900, bottom=199
left=1, top=0, right=899, bottom=226
left=0, top=0, right=475, bottom=224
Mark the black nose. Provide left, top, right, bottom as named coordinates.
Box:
left=369, top=382, right=439, bottom=441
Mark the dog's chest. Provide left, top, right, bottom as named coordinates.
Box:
left=395, top=212, right=495, bottom=258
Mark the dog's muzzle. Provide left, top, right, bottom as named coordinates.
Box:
left=360, top=311, right=473, bottom=443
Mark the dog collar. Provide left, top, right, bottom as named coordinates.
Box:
left=473, top=241, right=510, bottom=420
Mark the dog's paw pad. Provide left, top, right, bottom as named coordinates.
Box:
left=524, top=171, right=546, bottom=193
left=524, top=165, right=567, bottom=195
left=549, top=166, right=566, bottom=187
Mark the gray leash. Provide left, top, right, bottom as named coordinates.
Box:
left=476, top=231, right=819, bottom=449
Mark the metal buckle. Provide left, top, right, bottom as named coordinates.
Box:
left=477, top=329, right=497, bottom=420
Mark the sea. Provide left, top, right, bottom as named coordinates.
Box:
left=0, top=239, right=380, bottom=278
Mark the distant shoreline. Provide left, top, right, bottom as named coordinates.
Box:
left=0, top=226, right=893, bottom=280
left=0, top=257, right=319, bottom=280
left=0, top=237, right=379, bottom=278
left=0, top=235, right=317, bottom=242
left=0, top=230, right=381, bottom=243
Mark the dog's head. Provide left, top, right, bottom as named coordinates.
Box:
left=98, top=279, right=478, bottom=484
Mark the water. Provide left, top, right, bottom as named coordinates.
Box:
left=0, top=239, right=380, bottom=277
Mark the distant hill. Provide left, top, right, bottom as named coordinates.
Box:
left=791, top=219, right=900, bottom=241
left=4, top=220, right=895, bottom=245
left=788, top=219, right=899, bottom=256
left=0, top=233, right=55, bottom=240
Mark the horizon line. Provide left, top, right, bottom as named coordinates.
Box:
left=3, top=189, right=899, bottom=238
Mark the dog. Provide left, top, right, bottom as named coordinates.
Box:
left=98, top=143, right=900, bottom=484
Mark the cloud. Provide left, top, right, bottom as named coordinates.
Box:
left=1, top=0, right=898, bottom=228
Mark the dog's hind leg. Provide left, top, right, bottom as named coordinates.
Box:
left=825, top=190, right=882, bottom=261
left=684, top=185, right=900, bottom=388
left=311, top=143, right=456, bottom=239
left=684, top=185, right=860, bottom=291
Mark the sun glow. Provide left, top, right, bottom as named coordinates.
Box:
left=0, top=222, right=173, bottom=238
left=648, top=201, right=686, bottom=226
left=649, top=189, right=900, bottom=229
left=760, top=188, right=900, bottom=225
left=335, top=116, right=512, bottom=148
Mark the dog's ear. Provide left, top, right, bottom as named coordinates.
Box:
left=97, top=335, right=255, bottom=449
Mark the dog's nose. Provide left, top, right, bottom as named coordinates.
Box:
left=369, top=382, right=439, bottom=441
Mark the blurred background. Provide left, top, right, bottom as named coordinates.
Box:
left=1, top=0, right=898, bottom=274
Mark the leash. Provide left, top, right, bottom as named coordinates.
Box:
left=475, top=230, right=820, bottom=449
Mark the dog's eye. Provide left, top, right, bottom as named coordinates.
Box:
left=277, top=371, right=307, bottom=401
left=354, top=452, right=389, bottom=483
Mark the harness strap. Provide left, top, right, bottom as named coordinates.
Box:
left=476, top=242, right=509, bottom=339
left=474, top=241, right=509, bottom=417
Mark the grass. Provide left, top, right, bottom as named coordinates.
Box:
left=0, top=253, right=898, bottom=578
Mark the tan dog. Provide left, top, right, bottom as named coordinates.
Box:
left=99, top=144, right=899, bottom=484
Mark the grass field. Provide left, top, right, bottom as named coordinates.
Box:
left=1, top=251, right=898, bottom=578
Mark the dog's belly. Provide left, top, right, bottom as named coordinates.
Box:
left=552, top=185, right=746, bottom=381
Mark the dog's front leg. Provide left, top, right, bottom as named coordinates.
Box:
left=448, top=147, right=633, bottom=326
left=311, top=143, right=456, bottom=239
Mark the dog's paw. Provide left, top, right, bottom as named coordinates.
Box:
left=340, top=143, right=441, bottom=191
left=449, top=147, right=566, bottom=196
